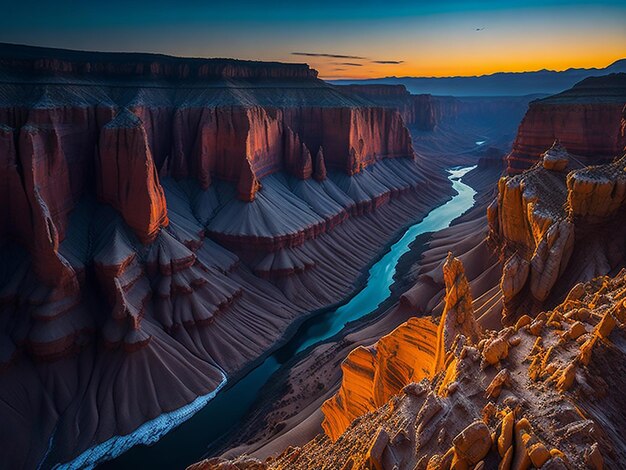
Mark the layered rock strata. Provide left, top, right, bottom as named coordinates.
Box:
left=0, top=44, right=450, bottom=468
left=335, top=84, right=452, bottom=131
left=507, top=73, right=626, bottom=173
left=337, top=84, right=532, bottom=154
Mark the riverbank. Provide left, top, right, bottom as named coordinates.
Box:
left=215, top=164, right=502, bottom=462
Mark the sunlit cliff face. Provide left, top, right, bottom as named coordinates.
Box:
left=321, top=254, right=479, bottom=441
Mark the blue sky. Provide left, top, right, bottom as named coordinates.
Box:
left=1, top=0, right=625, bottom=78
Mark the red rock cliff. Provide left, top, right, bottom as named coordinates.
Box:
left=97, top=109, right=169, bottom=243
left=507, top=73, right=626, bottom=173
left=0, top=46, right=416, bottom=283
left=0, top=44, right=450, bottom=469
left=336, top=84, right=453, bottom=131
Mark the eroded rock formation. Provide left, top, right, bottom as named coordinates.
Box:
left=321, top=254, right=480, bottom=440
left=97, top=108, right=169, bottom=243
left=201, top=259, right=626, bottom=469
left=489, top=142, right=626, bottom=321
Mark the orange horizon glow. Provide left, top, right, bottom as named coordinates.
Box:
left=2, top=2, right=625, bottom=82
left=313, top=53, right=626, bottom=80
left=267, top=5, right=626, bottom=80
left=296, top=26, right=626, bottom=80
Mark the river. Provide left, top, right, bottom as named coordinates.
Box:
left=72, top=165, right=477, bottom=469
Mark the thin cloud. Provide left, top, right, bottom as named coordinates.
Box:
left=292, top=52, right=404, bottom=67
left=292, top=52, right=367, bottom=60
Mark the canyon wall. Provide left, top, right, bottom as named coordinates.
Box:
left=337, top=84, right=531, bottom=136
left=507, top=73, right=626, bottom=173
left=336, top=84, right=533, bottom=171
left=335, top=84, right=460, bottom=131
left=0, top=44, right=454, bottom=469
left=0, top=46, right=419, bottom=295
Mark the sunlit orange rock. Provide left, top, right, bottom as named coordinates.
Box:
left=453, top=421, right=492, bottom=465
left=228, top=269, right=626, bottom=470
left=542, top=140, right=570, bottom=171
left=436, top=253, right=481, bottom=369
left=567, top=155, right=626, bottom=221
left=322, top=255, right=477, bottom=440
left=320, top=316, right=439, bottom=440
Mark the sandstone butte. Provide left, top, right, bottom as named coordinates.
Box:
left=507, top=73, right=626, bottom=174
left=0, top=43, right=469, bottom=468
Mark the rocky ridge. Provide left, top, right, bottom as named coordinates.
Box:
left=196, top=254, right=626, bottom=469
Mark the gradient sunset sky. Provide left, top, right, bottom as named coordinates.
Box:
left=1, top=0, right=625, bottom=79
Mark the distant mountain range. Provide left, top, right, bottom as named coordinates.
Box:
left=329, top=59, right=626, bottom=97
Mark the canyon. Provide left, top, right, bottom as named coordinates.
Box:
left=200, top=74, right=626, bottom=469
left=0, top=43, right=454, bottom=468
left=2, top=41, right=626, bottom=470
left=0, top=42, right=532, bottom=469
